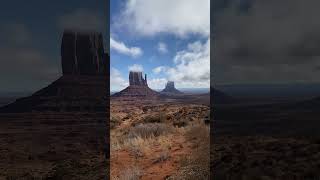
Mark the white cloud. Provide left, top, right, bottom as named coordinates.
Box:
left=148, top=78, right=168, bottom=90
left=157, top=42, right=168, bottom=54
left=110, top=37, right=143, bottom=58
left=152, top=39, right=210, bottom=88
left=110, top=67, right=128, bottom=91
left=166, top=38, right=210, bottom=88
left=116, top=0, right=210, bottom=37
left=152, top=66, right=167, bottom=74
left=111, top=0, right=210, bottom=89
left=58, top=9, right=103, bottom=32
left=128, top=64, right=144, bottom=72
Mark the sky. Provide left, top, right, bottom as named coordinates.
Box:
left=110, top=0, right=210, bottom=91
left=213, top=0, right=320, bottom=86
left=2, top=0, right=320, bottom=94
left=0, top=0, right=108, bottom=94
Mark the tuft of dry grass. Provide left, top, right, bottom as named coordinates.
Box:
left=153, top=150, right=170, bottom=164
left=128, top=123, right=171, bottom=139
left=111, top=123, right=173, bottom=157
left=125, top=136, right=150, bottom=158
left=116, top=166, right=143, bottom=180
left=110, top=116, right=121, bottom=129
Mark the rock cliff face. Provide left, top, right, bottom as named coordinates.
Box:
left=129, top=72, right=147, bottom=86
left=0, top=30, right=108, bottom=113
left=61, top=30, right=107, bottom=76
left=112, top=71, right=158, bottom=98
left=161, top=81, right=182, bottom=94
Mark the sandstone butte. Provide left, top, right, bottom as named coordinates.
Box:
left=0, top=30, right=109, bottom=113
left=112, top=71, right=159, bottom=98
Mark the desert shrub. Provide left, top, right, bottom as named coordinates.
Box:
left=128, top=123, right=170, bottom=139
left=125, top=137, right=147, bottom=158
left=129, top=144, right=144, bottom=158
left=143, top=115, right=160, bottom=123
left=143, top=112, right=166, bottom=124
left=153, top=150, right=170, bottom=164
left=110, top=116, right=121, bottom=129
left=173, top=121, right=187, bottom=127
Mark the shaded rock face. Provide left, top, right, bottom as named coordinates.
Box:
left=161, top=81, right=182, bottom=94
left=61, top=31, right=107, bottom=76
left=129, top=71, right=147, bottom=86
left=113, top=71, right=158, bottom=98
left=0, top=30, right=109, bottom=113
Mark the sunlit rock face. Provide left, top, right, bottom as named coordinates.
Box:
left=129, top=71, right=147, bottom=86
left=61, top=30, right=107, bottom=76
left=112, top=71, right=158, bottom=98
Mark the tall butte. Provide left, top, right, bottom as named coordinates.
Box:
left=112, top=71, right=158, bottom=98
left=0, top=30, right=109, bottom=112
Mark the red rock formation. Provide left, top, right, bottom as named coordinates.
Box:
left=61, top=30, right=107, bottom=76
left=129, top=71, right=147, bottom=86
left=113, top=71, right=158, bottom=98
left=0, top=30, right=109, bottom=113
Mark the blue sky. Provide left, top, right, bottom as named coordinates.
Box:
left=110, top=0, right=210, bottom=91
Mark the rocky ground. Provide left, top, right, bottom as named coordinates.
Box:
left=212, top=98, right=320, bottom=180
left=110, top=96, right=210, bottom=179
left=212, top=135, right=320, bottom=180
left=0, top=112, right=108, bottom=179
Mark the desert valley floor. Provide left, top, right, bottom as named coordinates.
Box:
left=0, top=112, right=108, bottom=179
left=110, top=96, right=210, bottom=180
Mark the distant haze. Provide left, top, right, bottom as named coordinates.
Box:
left=111, top=88, right=209, bottom=95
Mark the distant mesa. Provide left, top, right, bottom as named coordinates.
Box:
left=161, top=81, right=182, bottom=94
left=0, top=30, right=109, bottom=113
left=112, top=71, right=158, bottom=98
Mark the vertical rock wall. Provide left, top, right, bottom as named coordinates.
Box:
left=61, top=30, right=107, bottom=76
left=129, top=71, right=148, bottom=86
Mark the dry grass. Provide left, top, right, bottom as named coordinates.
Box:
left=126, top=136, right=150, bottom=158
left=128, top=123, right=171, bottom=139
left=111, top=123, right=173, bottom=156
left=110, top=115, right=121, bottom=129
left=112, top=166, right=143, bottom=180
left=152, top=150, right=170, bottom=164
